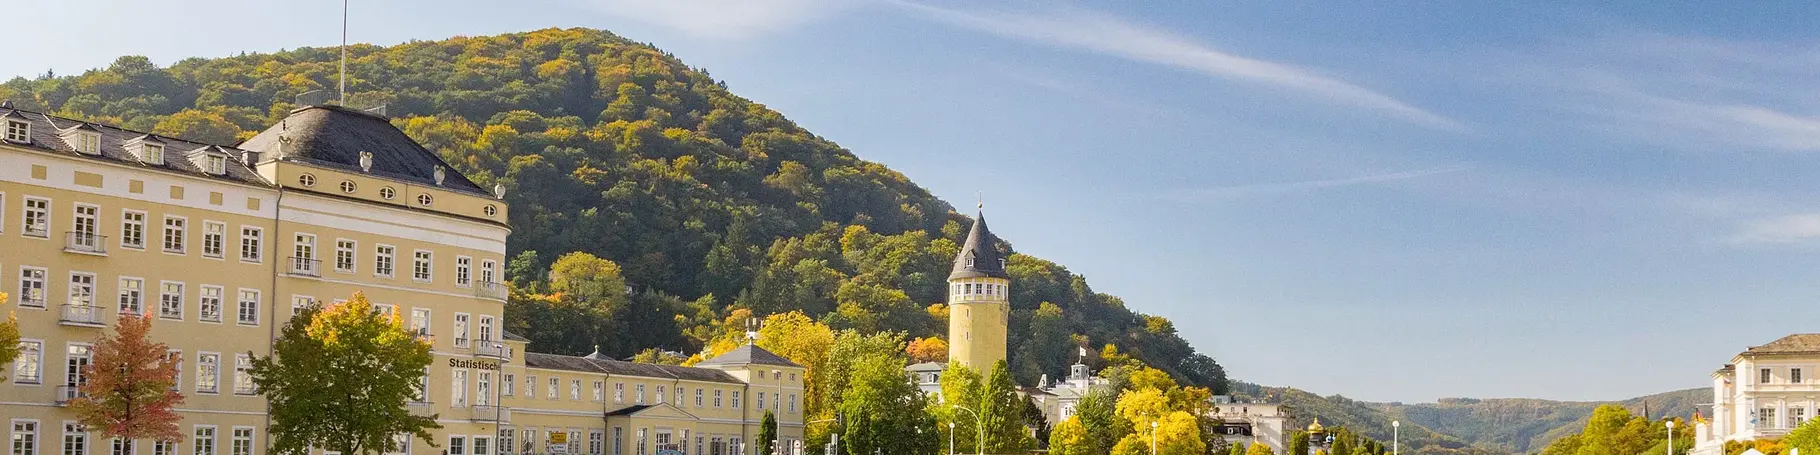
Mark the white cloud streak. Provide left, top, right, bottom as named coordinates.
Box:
left=1170, top=165, right=1475, bottom=202
left=576, top=0, right=852, bottom=39
left=1730, top=214, right=1820, bottom=244
left=888, top=2, right=1460, bottom=130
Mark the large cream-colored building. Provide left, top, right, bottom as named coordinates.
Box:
left=0, top=103, right=804, bottom=455
left=1692, top=334, right=1820, bottom=455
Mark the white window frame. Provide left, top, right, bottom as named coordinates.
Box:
left=481, top=260, right=497, bottom=286
left=456, top=256, right=473, bottom=287
left=452, top=369, right=469, bottom=408
left=572, top=380, right=582, bottom=401
left=614, top=383, right=625, bottom=403
left=162, top=216, right=187, bottom=254
left=199, top=220, right=224, bottom=259
left=158, top=281, right=184, bottom=320
left=411, top=308, right=432, bottom=335
left=232, top=354, right=255, bottom=395
left=4, top=119, right=29, bottom=142
left=593, top=381, right=604, bottom=402
left=236, top=288, right=260, bottom=326
left=238, top=226, right=262, bottom=263
left=412, top=250, right=433, bottom=282
left=375, top=244, right=396, bottom=278
left=11, top=419, right=40, bottom=455
left=15, top=339, right=44, bottom=385
left=478, top=371, right=493, bottom=407
left=334, top=239, right=357, bottom=273
left=117, top=277, right=145, bottom=314
left=198, top=285, right=224, bottom=323
left=70, top=204, right=98, bottom=247
left=548, top=377, right=559, bottom=400
left=18, top=266, right=47, bottom=308
left=67, top=272, right=96, bottom=309
left=502, top=373, right=516, bottom=397
left=196, top=352, right=220, bottom=394
left=119, top=210, right=146, bottom=250
left=478, top=315, right=495, bottom=342
left=192, top=426, right=217, bottom=455
left=453, top=313, right=471, bottom=348
left=229, top=427, right=253, bottom=455
left=59, top=422, right=86, bottom=455
left=23, top=196, right=50, bottom=238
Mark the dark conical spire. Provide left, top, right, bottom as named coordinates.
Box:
left=950, top=210, right=1010, bottom=280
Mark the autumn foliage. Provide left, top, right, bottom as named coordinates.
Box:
left=70, top=312, right=185, bottom=442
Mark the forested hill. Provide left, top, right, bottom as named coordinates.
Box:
left=0, top=27, right=1225, bottom=391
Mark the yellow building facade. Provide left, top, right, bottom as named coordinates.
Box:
left=945, top=212, right=1009, bottom=371
left=0, top=104, right=803, bottom=455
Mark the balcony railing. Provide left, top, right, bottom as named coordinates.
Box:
left=287, top=257, right=322, bottom=277
left=55, top=385, right=81, bottom=404
left=472, top=341, right=510, bottom=360
left=64, top=232, right=107, bottom=255
left=59, top=304, right=104, bottom=327
left=475, top=281, right=507, bottom=300
left=470, top=405, right=511, bottom=423
left=407, top=401, right=436, bottom=418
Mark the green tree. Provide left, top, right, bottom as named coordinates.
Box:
left=979, top=360, right=1032, bottom=453
left=1787, top=416, right=1820, bottom=453
left=251, top=292, right=441, bottom=455
left=70, top=313, right=185, bottom=444
left=1245, top=442, right=1277, bottom=455
left=1049, top=416, right=1089, bottom=455
left=759, top=410, right=778, bottom=455
left=1289, top=431, right=1311, bottom=455
left=151, top=108, right=242, bottom=144
left=1077, top=389, right=1127, bottom=455
left=836, top=349, right=936, bottom=455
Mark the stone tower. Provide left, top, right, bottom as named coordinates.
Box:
left=947, top=210, right=1010, bottom=370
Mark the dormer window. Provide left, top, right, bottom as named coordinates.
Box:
left=4, top=119, right=29, bottom=142
left=206, top=155, right=227, bottom=174
left=74, top=133, right=99, bottom=154
left=965, top=257, right=975, bottom=268
left=186, top=146, right=231, bottom=175
left=127, top=136, right=166, bottom=165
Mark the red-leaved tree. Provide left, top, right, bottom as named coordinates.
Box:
left=71, top=312, right=185, bottom=444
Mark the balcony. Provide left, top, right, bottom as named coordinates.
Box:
left=470, top=405, right=512, bottom=423
left=475, top=281, right=507, bottom=300
left=472, top=341, right=510, bottom=360
left=55, top=385, right=81, bottom=405
left=287, top=257, right=322, bottom=278
left=407, top=401, right=436, bottom=418
left=59, top=304, right=104, bottom=327
left=64, top=232, right=107, bottom=255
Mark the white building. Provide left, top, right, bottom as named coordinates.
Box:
left=1209, top=397, right=1288, bottom=453
left=1693, top=334, right=1820, bottom=455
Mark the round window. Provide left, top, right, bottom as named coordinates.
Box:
left=417, top=194, right=433, bottom=207
left=298, top=174, right=316, bottom=187
left=380, top=187, right=397, bottom=200
left=339, top=181, right=357, bottom=193
left=484, top=205, right=498, bottom=217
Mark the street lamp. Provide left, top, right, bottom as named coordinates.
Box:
left=948, top=422, right=955, bottom=455
left=1666, top=420, right=1675, bottom=455
left=1392, top=421, right=1400, bottom=455
left=1150, top=421, right=1159, bottom=455
left=953, top=405, right=984, bottom=455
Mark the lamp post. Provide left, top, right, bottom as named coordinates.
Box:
left=1150, top=421, right=1158, bottom=455
left=1392, top=420, right=1400, bottom=455
left=1666, top=420, right=1675, bottom=455
left=953, top=405, right=983, bottom=455
left=948, top=422, right=955, bottom=455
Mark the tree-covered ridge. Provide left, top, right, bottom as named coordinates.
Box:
left=0, top=27, right=1223, bottom=390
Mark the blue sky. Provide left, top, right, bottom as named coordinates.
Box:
left=9, top=0, right=1820, bottom=403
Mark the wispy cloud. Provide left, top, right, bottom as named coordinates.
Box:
left=1729, top=214, right=1820, bottom=244
left=576, top=0, right=853, bottom=39
left=888, top=2, right=1460, bottom=130
left=1168, top=165, right=1475, bottom=202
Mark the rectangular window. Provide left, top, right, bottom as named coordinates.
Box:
left=75, top=134, right=98, bottom=154
left=120, top=210, right=145, bottom=249
left=117, top=278, right=144, bottom=314
left=452, top=369, right=469, bottom=407
left=695, top=388, right=703, bottom=407
left=15, top=340, right=43, bottom=384
left=713, top=389, right=722, bottom=408
left=474, top=437, right=491, bottom=455
left=636, top=384, right=645, bottom=404
left=500, top=428, right=515, bottom=455
left=456, top=256, right=473, bottom=286
left=229, top=428, right=251, bottom=455
left=1795, top=368, right=1805, bottom=384
left=593, top=381, right=604, bottom=402
left=589, top=431, right=603, bottom=455
left=335, top=239, right=356, bottom=273
left=1794, top=408, right=1809, bottom=429
left=5, top=119, right=29, bottom=142
left=292, top=233, right=317, bottom=274
left=675, top=387, right=683, bottom=406
left=23, top=197, right=49, bottom=238
left=413, top=369, right=429, bottom=403
left=13, top=420, right=39, bottom=455
left=635, top=430, right=646, bottom=455
left=1763, top=407, right=1779, bottom=429
left=613, top=428, right=622, bottom=455
left=232, top=354, right=254, bottom=395
left=503, top=373, right=516, bottom=397
left=70, top=205, right=98, bottom=250
left=196, top=353, right=219, bottom=394
left=481, top=260, right=497, bottom=286
left=60, top=423, right=84, bottom=455
left=756, top=392, right=764, bottom=410
left=789, top=394, right=797, bottom=414
left=238, top=227, right=261, bottom=262
left=454, top=313, right=471, bottom=347
left=413, top=250, right=433, bottom=282
left=200, top=221, right=223, bottom=258
left=64, top=345, right=92, bottom=390
left=478, top=372, right=493, bottom=406
left=1763, top=368, right=1774, bottom=384
left=548, top=377, right=559, bottom=399
left=153, top=440, right=173, bottom=455
left=479, top=315, right=495, bottom=342
left=198, top=286, right=223, bottom=323
left=236, top=289, right=259, bottom=326
left=158, top=282, right=183, bottom=320
left=290, top=296, right=314, bottom=320
left=615, top=383, right=624, bottom=403
left=411, top=308, right=431, bottom=335
left=526, top=376, right=536, bottom=401
left=657, top=385, right=666, bottom=404
left=162, top=217, right=186, bottom=254
left=67, top=273, right=95, bottom=308
left=731, top=391, right=741, bottom=409
left=572, top=380, right=582, bottom=400
left=375, top=245, right=395, bottom=277
left=190, top=427, right=214, bottom=455
left=449, top=437, right=466, bottom=455
left=19, top=267, right=47, bottom=308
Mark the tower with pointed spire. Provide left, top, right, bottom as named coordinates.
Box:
left=948, top=208, right=1011, bottom=370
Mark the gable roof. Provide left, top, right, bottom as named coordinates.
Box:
left=696, top=344, right=801, bottom=368
left=0, top=108, right=268, bottom=186
left=238, top=105, right=489, bottom=197
left=1741, top=334, right=1820, bottom=357
left=949, top=211, right=1010, bottom=280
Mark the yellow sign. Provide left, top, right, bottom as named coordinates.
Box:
left=550, top=433, right=568, bottom=444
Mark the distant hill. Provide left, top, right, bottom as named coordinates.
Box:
left=1233, top=382, right=1707, bottom=454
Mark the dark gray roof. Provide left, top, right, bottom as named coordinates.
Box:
left=502, top=330, right=531, bottom=342
left=949, top=211, right=1010, bottom=279
left=238, top=105, right=489, bottom=196
left=696, top=344, right=802, bottom=368
left=524, top=350, right=743, bottom=384
left=605, top=405, right=656, bottom=417
left=0, top=108, right=268, bottom=186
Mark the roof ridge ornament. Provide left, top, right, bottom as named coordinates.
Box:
left=358, top=151, right=373, bottom=172
left=433, top=166, right=446, bottom=185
